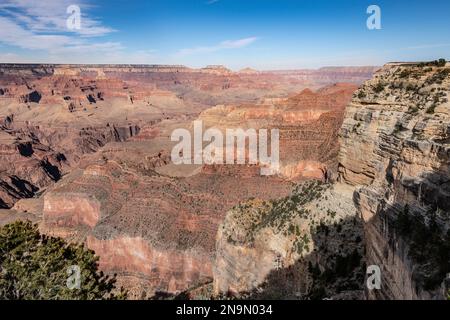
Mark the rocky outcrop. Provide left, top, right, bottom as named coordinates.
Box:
left=0, top=118, right=140, bottom=208
left=338, top=62, right=450, bottom=299
left=213, top=181, right=365, bottom=299
left=0, top=128, right=67, bottom=208
left=86, top=236, right=213, bottom=298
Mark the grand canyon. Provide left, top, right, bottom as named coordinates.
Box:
left=0, top=61, right=448, bottom=300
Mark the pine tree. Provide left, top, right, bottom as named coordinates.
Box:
left=0, top=220, right=127, bottom=300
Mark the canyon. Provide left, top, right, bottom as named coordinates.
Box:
left=0, top=63, right=372, bottom=298
left=2, top=62, right=448, bottom=300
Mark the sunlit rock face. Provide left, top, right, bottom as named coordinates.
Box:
left=338, top=62, right=450, bottom=299
left=38, top=160, right=292, bottom=298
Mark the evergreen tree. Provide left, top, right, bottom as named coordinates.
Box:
left=0, top=220, right=127, bottom=300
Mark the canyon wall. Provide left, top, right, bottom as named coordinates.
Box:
left=0, top=64, right=377, bottom=107
left=199, top=84, right=358, bottom=179
left=38, top=159, right=292, bottom=298
left=0, top=116, right=140, bottom=208
left=339, top=62, right=450, bottom=299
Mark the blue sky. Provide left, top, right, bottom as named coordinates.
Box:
left=0, top=0, right=449, bottom=70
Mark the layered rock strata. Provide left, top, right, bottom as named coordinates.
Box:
left=39, top=159, right=292, bottom=298
left=339, top=62, right=450, bottom=299
left=199, top=84, right=358, bottom=180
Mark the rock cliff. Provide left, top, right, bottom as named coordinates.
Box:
left=0, top=115, right=140, bottom=208
left=339, top=61, right=450, bottom=299
left=38, top=159, right=292, bottom=298
left=213, top=181, right=365, bottom=299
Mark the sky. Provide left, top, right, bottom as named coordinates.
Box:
left=0, top=0, right=449, bottom=70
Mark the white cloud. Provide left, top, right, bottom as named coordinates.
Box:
left=0, top=16, right=124, bottom=55
left=176, top=37, right=259, bottom=57
left=71, top=49, right=159, bottom=64
left=0, top=0, right=115, bottom=37
left=0, top=0, right=129, bottom=63
left=0, top=17, right=74, bottom=50
left=220, top=38, right=259, bottom=49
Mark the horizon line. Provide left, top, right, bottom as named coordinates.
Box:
left=0, top=62, right=386, bottom=73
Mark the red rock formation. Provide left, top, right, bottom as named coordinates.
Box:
left=0, top=116, right=140, bottom=208
left=38, top=159, right=292, bottom=297
left=86, top=236, right=213, bottom=295
left=200, top=83, right=358, bottom=180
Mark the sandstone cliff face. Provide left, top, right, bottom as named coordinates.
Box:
left=0, top=121, right=67, bottom=208
left=338, top=62, right=450, bottom=299
left=0, top=116, right=140, bottom=208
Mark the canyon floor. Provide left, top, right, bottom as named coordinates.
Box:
left=1, top=63, right=448, bottom=300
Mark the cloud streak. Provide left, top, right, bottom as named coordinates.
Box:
left=176, top=37, right=259, bottom=57
left=0, top=0, right=128, bottom=63
left=0, top=0, right=115, bottom=36
left=403, top=43, right=450, bottom=50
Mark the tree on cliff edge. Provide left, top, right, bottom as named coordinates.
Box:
left=0, top=220, right=127, bottom=300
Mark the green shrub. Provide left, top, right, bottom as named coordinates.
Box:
left=425, top=68, right=450, bottom=85
left=418, top=59, right=446, bottom=67
left=408, top=106, right=419, bottom=114
left=373, top=83, right=385, bottom=93
left=398, top=69, right=412, bottom=78
left=426, top=104, right=437, bottom=114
